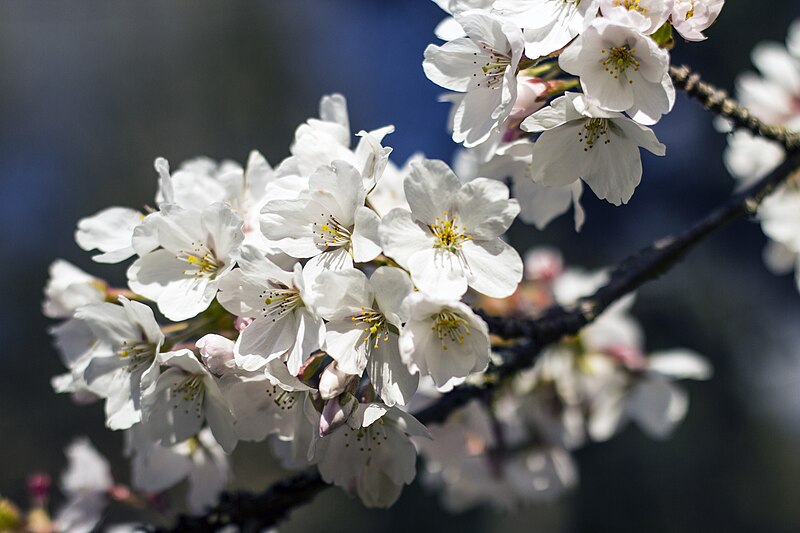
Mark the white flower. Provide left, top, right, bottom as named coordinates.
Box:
left=759, top=184, right=800, bottom=264
left=625, top=349, right=712, bottom=439
left=216, top=245, right=325, bottom=375
left=130, top=427, right=230, bottom=514
left=723, top=130, right=784, bottom=185
left=141, top=349, right=237, bottom=453
left=671, top=0, right=725, bottom=42
left=380, top=159, right=522, bottom=298
left=735, top=39, right=800, bottom=127
left=522, top=92, right=666, bottom=205
left=789, top=19, right=800, bottom=59
left=281, top=94, right=394, bottom=191
left=310, top=267, right=419, bottom=406
left=127, top=202, right=244, bottom=321
left=366, top=153, right=419, bottom=218
left=455, top=141, right=587, bottom=230
left=315, top=402, right=429, bottom=508
left=423, top=12, right=524, bottom=147
left=42, top=260, right=105, bottom=319
left=219, top=362, right=315, bottom=444
left=432, top=0, right=494, bottom=41
left=599, top=0, right=670, bottom=34
left=75, top=207, right=144, bottom=264
left=494, top=0, right=601, bottom=59
left=399, top=292, right=491, bottom=389
left=54, top=439, right=113, bottom=533
left=260, top=160, right=382, bottom=276
left=73, top=297, right=163, bottom=430
left=559, top=18, right=674, bottom=125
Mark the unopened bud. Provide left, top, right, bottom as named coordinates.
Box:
left=27, top=473, right=51, bottom=506
left=318, top=362, right=357, bottom=400
left=319, top=392, right=359, bottom=437
left=0, top=499, right=21, bottom=530
left=606, top=344, right=646, bottom=370
left=196, top=334, right=235, bottom=375
left=234, top=316, right=254, bottom=332
left=524, top=247, right=564, bottom=283
left=510, top=76, right=548, bottom=121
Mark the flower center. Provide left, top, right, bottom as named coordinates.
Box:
left=474, top=43, right=512, bottom=90
left=578, top=118, right=611, bottom=151
left=260, top=285, right=303, bottom=322
left=351, top=307, right=390, bottom=351
left=266, top=384, right=298, bottom=411
left=117, top=341, right=156, bottom=370
left=601, top=45, right=640, bottom=82
left=342, top=418, right=389, bottom=452
left=613, top=0, right=647, bottom=14
left=177, top=242, right=220, bottom=278
left=432, top=310, right=471, bottom=351
left=313, top=214, right=352, bottom=249
left=170, top=375, right=205, bottom=417
left=431, top=212, right=472, bottom=253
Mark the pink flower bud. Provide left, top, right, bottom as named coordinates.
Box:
left=234, top=316, right=254, bottom=332
left=524, top=247, right=564, bottom=282
left=606, top=344, right=646, bottom=370
left=318, top=362, right=357, bottom=400
left=509, top=76, right=548, bottom=121
left=196, top=334, right=235, bottom=375
left=27, top=473, right=51, bottom=506
left=319, top=393, right=359, bottom=437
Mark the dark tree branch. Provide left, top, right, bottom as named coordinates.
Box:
left=670, top=64, right=800, bottom=151
left=158, top=68, right=800, bottom=532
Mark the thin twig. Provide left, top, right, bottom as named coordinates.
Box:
left=670, top=64, right=800, bottom=151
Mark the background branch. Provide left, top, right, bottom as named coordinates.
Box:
left=159, top=68, right=800, bottom=533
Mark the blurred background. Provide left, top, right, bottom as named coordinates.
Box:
left=2, top=1, right=800, bottom=531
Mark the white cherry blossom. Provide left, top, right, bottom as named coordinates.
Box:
left=216, top=245, right=325, bottom=375
left=219, top=362, right=315, bottom=444
left=671, top=0, right=725, bottom=42
left=260, top=160, right=382, bottom=276
left=73, top=296, right=163, bottom=431
left=54, top=439, right=114, bottom=533
left=423, top=11, right=524, bottom=147
left=522, top=92, right=666, bottom=205
left=399, top=292, right=491, bottom=389
left=494, top=0, right=601, bottom=59
left=310, top=267, right=419, bottom=407
left=379, top=159, right=522, bottom=298
left=75, top=207, right=144, bottom=264
left=141, top=349, right=237, bottom=453
left=127, top=202, right=244, bottom=321
left=129, top=427, right=230, bottom=515
left=559, top=18, right=674, bottom=125
left=43, top=260, right=105, bottom=319
left=315, top=402, right=429, bottom=508
left=599, top=0, right=670, bottom=34
left=280, top=94, right=394, bottom=191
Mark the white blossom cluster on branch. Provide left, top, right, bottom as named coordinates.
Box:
left=32, top=1, right=782, bottom=531
left=721, top=21, right=800, bottom=290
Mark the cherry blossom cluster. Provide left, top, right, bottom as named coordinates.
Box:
left=44, top=94, right=524, bottom=514
left=43, top=88, right=711, bottom=520
left=414, top=248, right=710, bottom=510
left=425, top=0, right=725, bottom=228
left=721, top=20, right=800, bottom=291
left=38, top=2, right=735, bottom=526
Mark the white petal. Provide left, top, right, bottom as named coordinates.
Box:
left=379, top=209, right=435, bottom=267
left=456, top=178, right=519, bottom=239
left=462, top=239, right=523, bottom=298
